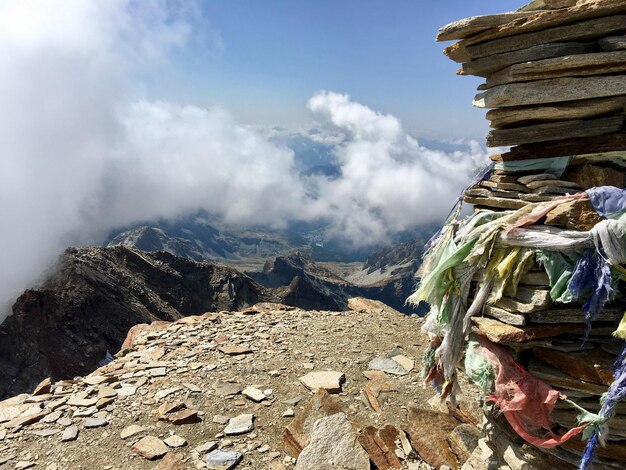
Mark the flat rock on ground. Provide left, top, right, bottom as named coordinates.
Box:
left=0, top=303, right=481, bottom=469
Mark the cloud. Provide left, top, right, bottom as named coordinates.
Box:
left=306, top=91, right=488, bottom=246
left=0, top=1, right=488, bottom=319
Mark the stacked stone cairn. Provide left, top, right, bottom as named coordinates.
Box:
left=412, top=1, right=626, bottom=469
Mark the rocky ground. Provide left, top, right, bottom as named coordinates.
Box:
left=0, top=299, right=482, bottom=470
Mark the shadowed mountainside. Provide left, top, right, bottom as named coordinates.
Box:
left=0, top=246, right=270, bottom=399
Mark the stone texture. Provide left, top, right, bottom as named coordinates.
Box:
left=482, top=305, right=526, bottom=326
left=217, top=345, right=252, bottom=356
left=61, top=425, right=79, bottom=442
left=120, top=424, right=145, bottom=439
left=474, top=75, right=626, bottom=108
left=131, top=436, right=169, bottom=460
left=487, top=51, right=626, bottom=88
left=224, top=413, right=254, bottom=435
left=242, top=386, right=266, bottom=402
left=472, top=316, right=583, bottom=343
left=84, top=417, right=109, bottom=428
left=454, top=14, right=626, bottom=62
left=528, top=359, right=608, bottom=395
left=448, top=0, right=626, bottom=49
left=404, top=408, right=459, bottom=469
left=463, top=195, right=527, bottom=210
left=488, top=116, right=625, bottom=147
left=464, top=42, right=595, bottom=77
left=32, top=377, right=52, bottom=396
left=544, top=198, right=603, bottom=231
left=358, top=425, right=402, bottom=470
left=533, top=347, right=614, bottom=386
left=436, top=11, right=535, bottom=41
left=391, top=354, right=415, bottom=372
left=299, top=371, right=345, bottom=393
left=525, top=179, right=579, bottom=190
left=564, top=164, right=625, bottom=191
left=518, top=0, right=578, bottom=12
left=600, top=35, right=626, bottom=51
left=204, top=449, right=243, bottom=470
left=214, top=382, right=242, bottom=397
left=495, top=134, right=626, bottom=161
left=283, top=389, right=344, bottom=458
left=155, top=453, right=186, bottom=470
left=448, top=424, right=481, bottom=465
left=0, top=245, right=266, bottom=401
left=367, top=357, right=408, bottom=376
left=487, top=95, right=626, bottom=129
left=164, top=435, right=187, bottom=448
left=294, top=413, right=370, bottom=470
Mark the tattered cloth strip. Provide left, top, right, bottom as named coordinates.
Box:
left=423, top=162, right=494, bottom=255
left=411, top=187, right=626, bottom=430
left=579, top=344, right=626, bottom=470
left=494, top=156, right=571, bottom=177
left=567, top=248, right=613, bottom=325
left=587, top=186, right=626, bottom=218
left=465, top=336, right=587, bottom=448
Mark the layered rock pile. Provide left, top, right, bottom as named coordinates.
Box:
left=412, top=1, right=626, bottom=469
left=441, top=0, right=626, bottom=150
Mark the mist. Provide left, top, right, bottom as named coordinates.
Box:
left=0, top=0, right=487, bottom=318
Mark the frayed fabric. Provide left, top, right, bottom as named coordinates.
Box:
left=567, top=249, right=613, bottom=324
left=587, top=186, right=626, bottom=218
left=465, top=336, right=587, bottom=448
left=579, top=344, right=626, bottom=470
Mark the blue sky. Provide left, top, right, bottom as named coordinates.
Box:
left=152, top=0, right=522, bottom=141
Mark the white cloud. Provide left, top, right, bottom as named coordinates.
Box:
left=306, top=91, right=488, bottom=246
left=0, top=2, right=488, bottom=319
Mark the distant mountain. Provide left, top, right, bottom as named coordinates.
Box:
left=108, top=225, right=235, bottom=261
left=347, top=240, right=429, bottom=315
left=249, top=246, right=429, bottom=316
left=106, top=212, right=308, bottom=261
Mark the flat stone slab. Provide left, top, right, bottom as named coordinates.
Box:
left=224, top=413, right=254, bottom=435
left=368, top=357, right=408, bottom=376
left=214, top=382, right=242, bottom=396
left=294, top=412, right=370, bottom=470
left=204, top=449, right=243, bottom=470
left=120, top=424, right=145, bottom=439
left=30, top=427, right=60, bottom=437
left=217, top=345, right=251, bottom=355
left=474, top=75, right=626, bottom=108
left=196, top=441, right=218, bottom=454
left=61, top=425, right=79, bottom=442
left=131, top=436, right=169, bottom=460
left=84, top=417, right=109, bottom=428
left=299, top=371, right=346, bottom=393
left=164, top=435, right=187, bottom=448
left=391, top=354, right=415, bottom=372
left=242, top=386, right=266, bottom=402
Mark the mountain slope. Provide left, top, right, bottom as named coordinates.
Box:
left=0, top=246, right=268, bottom=399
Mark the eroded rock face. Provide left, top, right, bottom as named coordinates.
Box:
left=0, top=246, right=267, bottom=399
